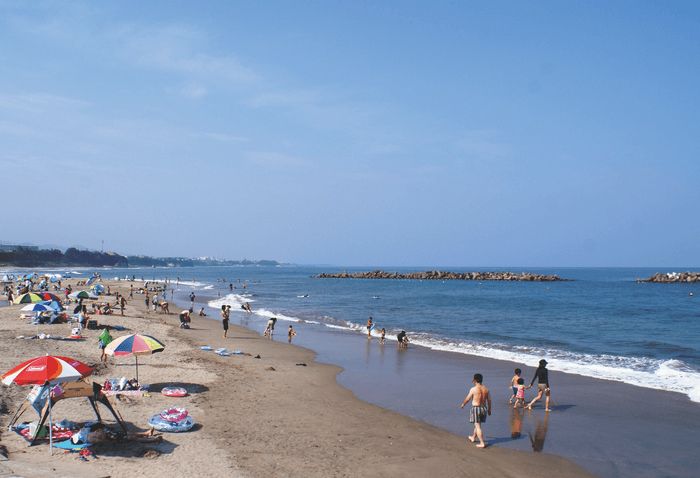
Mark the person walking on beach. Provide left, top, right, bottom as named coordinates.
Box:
left=526, top=359, right=551, bottom=411
left=461, top=373, right=491, bottom=448
left=509, top=368, right=522, bottom=404
left=221, top=305, right=229, bottom=338
left=380, top=328, right=386, bottom=344
left=189, top=292, right=196, bottom=312
left=367, top=317, right=374, bottom=338
left=119, top=296, right=127, bottom=316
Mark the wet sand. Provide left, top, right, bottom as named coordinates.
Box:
left=0, top=278, right=594, bottom=477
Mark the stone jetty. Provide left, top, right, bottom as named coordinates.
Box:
left=313, top=270, right=568, bottom=282
left=638, top=272, right=700, bottom=283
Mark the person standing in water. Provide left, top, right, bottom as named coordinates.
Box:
left=221, top=305, right=230, bottom=338
left=526, top=359, right=552, bottom=411
left=366, top=317, right=373, bottom=338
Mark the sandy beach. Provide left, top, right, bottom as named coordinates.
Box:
left=0, top=277, right=597, bottom=477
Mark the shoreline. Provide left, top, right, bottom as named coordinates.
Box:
left=185, top=288, right=700, bottom=478
left=0, top=278, right=595, bottom=477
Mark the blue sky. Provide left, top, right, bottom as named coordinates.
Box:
left=1, top=1, right=698, bottom=267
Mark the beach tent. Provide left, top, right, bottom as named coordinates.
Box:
left=69, top=290, right=98, bottom=300
left=7, top=379, right=128, bottom=446
left=90, top=284, right=106, bottom=294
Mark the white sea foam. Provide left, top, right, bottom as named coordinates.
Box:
left=319, top=317, right=700, bottom=403
left=255, top=308, right=300, bottom=323
left=208, top=294, right=254, bottom=311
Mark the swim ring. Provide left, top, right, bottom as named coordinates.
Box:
left=159, top=407, right=188, bottom=423
left=161, top=387, right=187, bottom=397
left=148, top=414, right=195, bottom=433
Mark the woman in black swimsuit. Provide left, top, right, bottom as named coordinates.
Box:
left=526, top=359, right=551, bottom=411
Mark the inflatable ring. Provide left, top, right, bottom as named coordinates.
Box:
left=148, top=414, right=195, bottom=433
left=159, top=407, right=188, bottom=423
left=161, top=387, right=187, bottom=397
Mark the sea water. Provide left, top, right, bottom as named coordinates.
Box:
left=103, top=265, right=700, bottom=403
left=6, top=265, right=699, bottom=402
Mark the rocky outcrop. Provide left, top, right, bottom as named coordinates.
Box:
left=313, top=270, right=568, bottom=282
left=638, top=272, right=700, bottom=283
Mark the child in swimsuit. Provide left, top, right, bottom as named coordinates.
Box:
left=380, top=328, right=386, bottom=344
left=509, top=368, right=522, bottom=404
left=513, top=378, right=526, bottom=409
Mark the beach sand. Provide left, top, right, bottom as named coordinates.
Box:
left=0, top=279, right=594, bottom=477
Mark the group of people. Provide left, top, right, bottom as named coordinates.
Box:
left=461, top=359, right=551, bottom=449
left=366, top=317, right=408, bottom=349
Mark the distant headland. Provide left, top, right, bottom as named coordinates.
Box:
left=313, top=270, right=568, bottom=282
left=0, top=245, right=280, bottom=268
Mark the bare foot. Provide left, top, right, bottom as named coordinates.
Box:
left=476, top=443, right=486, bottom=448
left=468, top=436, right=476, bottom=443
left=526, top=405, right=532, bottom=410
left=545, top=408, right=552, bottom=411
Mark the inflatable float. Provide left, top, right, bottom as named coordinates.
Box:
left=161, top=387, right=187, bottom=397
left=201, top=346, right=212, bottom=351
left=148, top=408, right=195, bottom=433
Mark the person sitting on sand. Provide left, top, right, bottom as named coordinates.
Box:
left=199, top=307, right=207, bottom=316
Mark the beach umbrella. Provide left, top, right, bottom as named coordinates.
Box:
left=38, top=292, right=61, bottom=302
left=89, top=284, right=105, bottom=294
left=86, top=276, right=98, bottom=287
left=20, top=303, right=54, bottom=313
left=14, top=293, right=45, bottom=304
left=104, top=334, right=165, bottom=384
left=42, top=301, right=64, bottom=311
left=2, top=354, right=93, bottom=455
left=69, top=290, right=98, bottom=300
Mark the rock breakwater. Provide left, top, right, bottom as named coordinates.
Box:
left=638, top=272, right=700, bottom=283
left=313, top=270, right=568, bottom=282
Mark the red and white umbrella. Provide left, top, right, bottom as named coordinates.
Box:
left=2, top=355, right=92, bottom=455
left=2, top=355, right=92, bottom=386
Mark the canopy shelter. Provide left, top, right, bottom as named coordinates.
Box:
left=7, top=379, right=128, bottom=447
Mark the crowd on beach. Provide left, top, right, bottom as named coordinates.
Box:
left=3, top=271, right=555, bottom=456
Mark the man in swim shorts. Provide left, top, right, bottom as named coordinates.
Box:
left=460, top=373, right=491, bottom=448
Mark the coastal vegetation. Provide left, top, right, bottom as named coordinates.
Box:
left=0, top=246, right=279, bottom=268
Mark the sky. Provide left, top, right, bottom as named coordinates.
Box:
left=1, top=1, right=699, bottom=267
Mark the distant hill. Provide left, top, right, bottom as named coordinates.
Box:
left=0, top=246, right=280, bottom=268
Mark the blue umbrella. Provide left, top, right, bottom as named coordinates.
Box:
left=21, top=303, right=53, bottom=313
left=41, top=301, right=64, bottom=311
